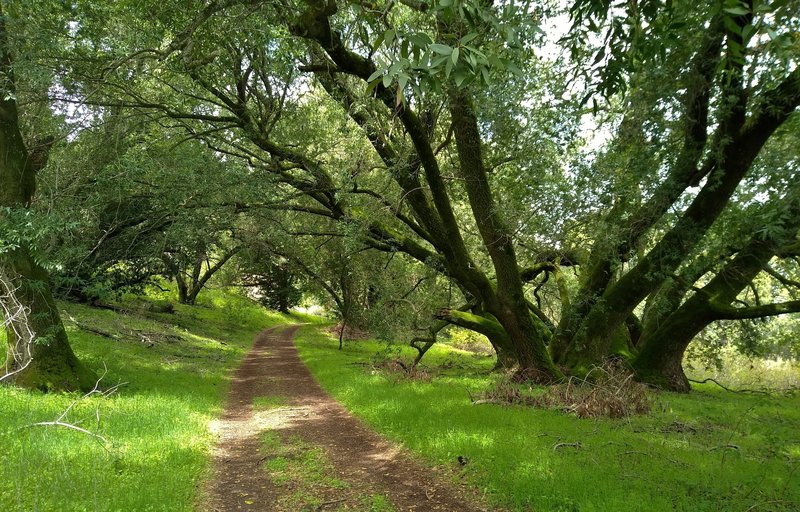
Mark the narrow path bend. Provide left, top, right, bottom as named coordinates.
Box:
left=204, top=325, right=487, bottom=512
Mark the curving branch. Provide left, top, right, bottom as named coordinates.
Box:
left=710, top=300, right=800, bottom=320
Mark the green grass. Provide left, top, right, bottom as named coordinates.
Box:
left=1, top=288, right=293, bottom=511
left=4, top=291, right=798, bottom=511
left=294, top=326, right=800, bottom=512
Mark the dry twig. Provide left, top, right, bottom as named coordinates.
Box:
left=22, top=364, right=127, bottom=452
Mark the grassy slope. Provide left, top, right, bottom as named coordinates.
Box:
left=1, top=290, right=292, bottom=511
left=294, top=326, right=800, bottom=512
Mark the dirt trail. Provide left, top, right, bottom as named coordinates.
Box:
left=203, top=325, right=488, bottom=512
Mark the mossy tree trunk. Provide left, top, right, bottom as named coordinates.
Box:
left=448, top=89, right=562, bottom=382
left=633, top=204, right=800, bottom=391
left=2, top=258, right=97, bottom=391
left=1, top=7, right=96, bottom=391
left=555, top=37, right=800, bottom=378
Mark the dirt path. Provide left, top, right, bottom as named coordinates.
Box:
left=203, top=325, right=488, bottom=512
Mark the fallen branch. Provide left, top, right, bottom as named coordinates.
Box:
left=26, top=420, right=109, bottom=444
left=553, top=441, right=582, bottom=451
left=471, top=398, right=506, bottom=405
left=315, top=495, right=351, bottom=510
left=20, top=364, right=126, bottom=453
left=688, top=378, right=772, bottom=395
left=708, top=444, right=740, bottom=452
left=63, top=313, right=121, bottom=340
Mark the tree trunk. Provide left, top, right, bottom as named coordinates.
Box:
left=449, top=89, right=561, bottom=382
left=177, top=277, right=191, bottom=304
left=2, top=257, right=97, bottom=391
left=633, top=201, right=800, bottom=390
left=632, top=301, right=711, bottom=392
left=166, top=246, right=240, bottom=305
left=1, top=9, right=95, bottom=391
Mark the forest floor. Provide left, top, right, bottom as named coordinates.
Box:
left=3, top=290, right=798, bottom=511
left=203, top=325, right=487, bottom=512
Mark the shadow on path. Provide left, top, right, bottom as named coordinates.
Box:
left=203, top=325, right=488, bottom=512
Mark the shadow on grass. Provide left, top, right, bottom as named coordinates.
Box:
left=0, top=295, right=297, bottom=512
left=295, top=325, right=800, bottom=512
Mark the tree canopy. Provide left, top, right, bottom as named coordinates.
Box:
left=2, top=0, right=799, bottom=391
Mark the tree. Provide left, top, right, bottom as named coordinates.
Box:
left=549, top=0, right=800, bottom=389
left=39, top=119, right=249, bottom=306
left=1, top=3, right=95, bottom=391
left=40, top=0, right=800, bottom=390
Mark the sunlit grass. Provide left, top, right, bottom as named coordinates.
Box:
left=294, top=326, right=800, bottom=511
left=1, top=288, right=292, bottom=511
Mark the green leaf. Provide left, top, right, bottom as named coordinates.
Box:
left=480, top=66, right=490, bottom=86
left=384, top=29, right=396, bottom=48
left=593, top=48, right=605, bottom=65
left=430, top=44, right=452, bottom=55
left=382, top=73, right=392, bottom=88
left=371, top=31, right=386, bottom=53
left=364, top=80, right=380, bottom=96
left=409, top=33, right=433, bottom=47
left=451, top=47, right=459, bottom=65
left=459, top=32, right=478, bottom=45
left=489, top=55, right=505, bottom=70
left=741, top=23, right=756, bottom=43
left=723, top=6, right=750, bottom=15
left=453, top=69, right=468, bottom=87
left=723, top=15, right=742, bottom=35
left=366, top=69, right=383, bottom=83
left=432, top=55, right=449, bottom=68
